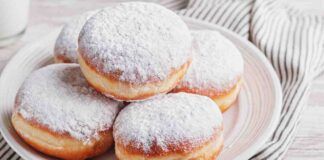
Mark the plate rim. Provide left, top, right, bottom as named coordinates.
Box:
left=0, top=17, right=282, bottom=160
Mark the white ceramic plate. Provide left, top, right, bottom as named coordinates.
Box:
left=0, top=18, right=282, bottom=160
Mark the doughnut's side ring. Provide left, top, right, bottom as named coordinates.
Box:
left=78, top=53, right=192, bottom=101
left=12, top=113, right=114, bottom=160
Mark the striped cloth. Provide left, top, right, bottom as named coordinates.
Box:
left=1, top=0, right=323, bottom=159
left=0, top=135, right=21, bottom=160
left=161, top=0, right=324, bottom=159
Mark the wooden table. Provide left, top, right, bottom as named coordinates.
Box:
left=0, top=0, right=323, bottom=159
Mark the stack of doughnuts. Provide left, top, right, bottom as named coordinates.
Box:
left=13, top=2, right=243, bottom=160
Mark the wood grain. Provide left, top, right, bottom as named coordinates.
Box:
left=285, top=75, right=324, bottom=159
left=0, top=0, right=323, bottom=159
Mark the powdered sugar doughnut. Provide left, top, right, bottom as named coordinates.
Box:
left=54, top=10, right=97, bottom=63
left=173, top=30, right=244, bottom=112
left=114, top=93, right=223, bottom=160
left=78, top=2, right=193, bottom=101
left=12, top=64, right=121, bottom=159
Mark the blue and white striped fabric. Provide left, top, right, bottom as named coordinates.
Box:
left=1, top=0, right=323, bottom=159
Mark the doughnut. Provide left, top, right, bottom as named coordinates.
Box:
left=78, top=2, right=193, bottom=101
left=54, top=10, right=97, bottom=63
left=173, top=30, right=244, bottom=112
left=11, top=64, right=121, bottom=160
left=114, top=93, right=224, bottom=160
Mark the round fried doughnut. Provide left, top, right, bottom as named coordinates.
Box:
left=54, top=11, right=97, bottom=63
left=113, top=93, right=224, bottom=160
left=12, top=64, right=121, bottom=160
left=173, top=30, right=244, bottom=112
left=78, top=2, right=193, bottom=101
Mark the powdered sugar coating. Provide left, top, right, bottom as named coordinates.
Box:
left=15, top=64, right=121, bottom=142
left=54, top=10, right=97, bottom=63
left=176, top=30, right=244, bottom=91
left=113, top=92, right=223, bottom=153
left=78, top=2, right=192, bottom=84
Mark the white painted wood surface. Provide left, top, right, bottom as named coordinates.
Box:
left=0, top=0, right=323, bottom=159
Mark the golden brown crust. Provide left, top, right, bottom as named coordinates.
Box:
left=11, top=113, right=114, bottom=160
left=78, top=52, right=191, bottom=101
left=54, top=54, right=73, bottom=63
left=173, top=79, right=243, bottom=112
left=115, top=129, right=223, bottom=160
left=213, top=79, right=242, bottom=112
left=79, top=49, right=190, bottom=85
